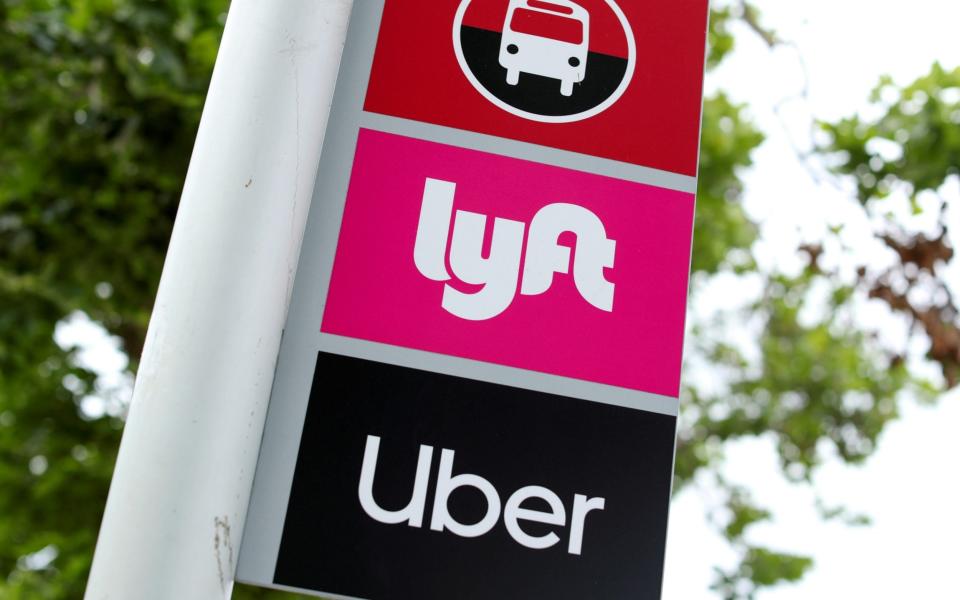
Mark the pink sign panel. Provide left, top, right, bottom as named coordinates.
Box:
left=321, top=129, right=694, bottom=397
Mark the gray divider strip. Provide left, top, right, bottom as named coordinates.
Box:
left=320, top=334, right=679, bottom=417
left=234, top=579, right=368, bottom=600
left=360, top=111, right=698, bottom=194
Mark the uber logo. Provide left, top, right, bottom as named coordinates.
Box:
left=274, top=352, right=676, bottom=599
left=358, top=434, right=605, bottom=554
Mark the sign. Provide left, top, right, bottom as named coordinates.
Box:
left=275, top=352, right=675, bottom=599
left=238, top=0, right=708, bottom=597
left=364, top=0, right=708, bottom=173
left=322, top=129, right=693, bottom=396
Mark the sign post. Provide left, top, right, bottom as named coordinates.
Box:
left=84, top=1, right=352, bottom=598
left=239, top=0, right=709, bottom=597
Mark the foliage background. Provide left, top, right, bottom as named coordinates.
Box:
left=0, top=0, right=956, bottom=598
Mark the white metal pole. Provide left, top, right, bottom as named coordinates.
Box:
left=84, top=1, right=353, bottom=598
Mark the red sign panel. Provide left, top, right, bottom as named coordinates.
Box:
left=364, top=0, right=709, bottom=175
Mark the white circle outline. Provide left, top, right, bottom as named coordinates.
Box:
left=452, top=0, right=636, bottom=124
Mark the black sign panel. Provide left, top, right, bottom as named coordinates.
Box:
left=274, top=352, right=676, bottom=599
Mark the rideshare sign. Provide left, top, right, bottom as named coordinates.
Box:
left=322, top=129, right=693, bottom=396
left=237, top=0, right=709, bottom=598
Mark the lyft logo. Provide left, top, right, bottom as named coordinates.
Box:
left=413, top=178, right=616, bottom=321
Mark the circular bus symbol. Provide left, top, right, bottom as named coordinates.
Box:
left=453, top=0, right=635, bottom=123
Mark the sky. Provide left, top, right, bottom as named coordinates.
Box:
left=54, top=0, right=960, bottom=596
left=663, top=1, right=960, bottom=598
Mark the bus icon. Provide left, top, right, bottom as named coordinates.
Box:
left=498, top=0, right=590, bottom=97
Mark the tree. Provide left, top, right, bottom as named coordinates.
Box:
left=0, top=0, right=955, bottom=598
left=677, top=7, right=957, bottom=597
